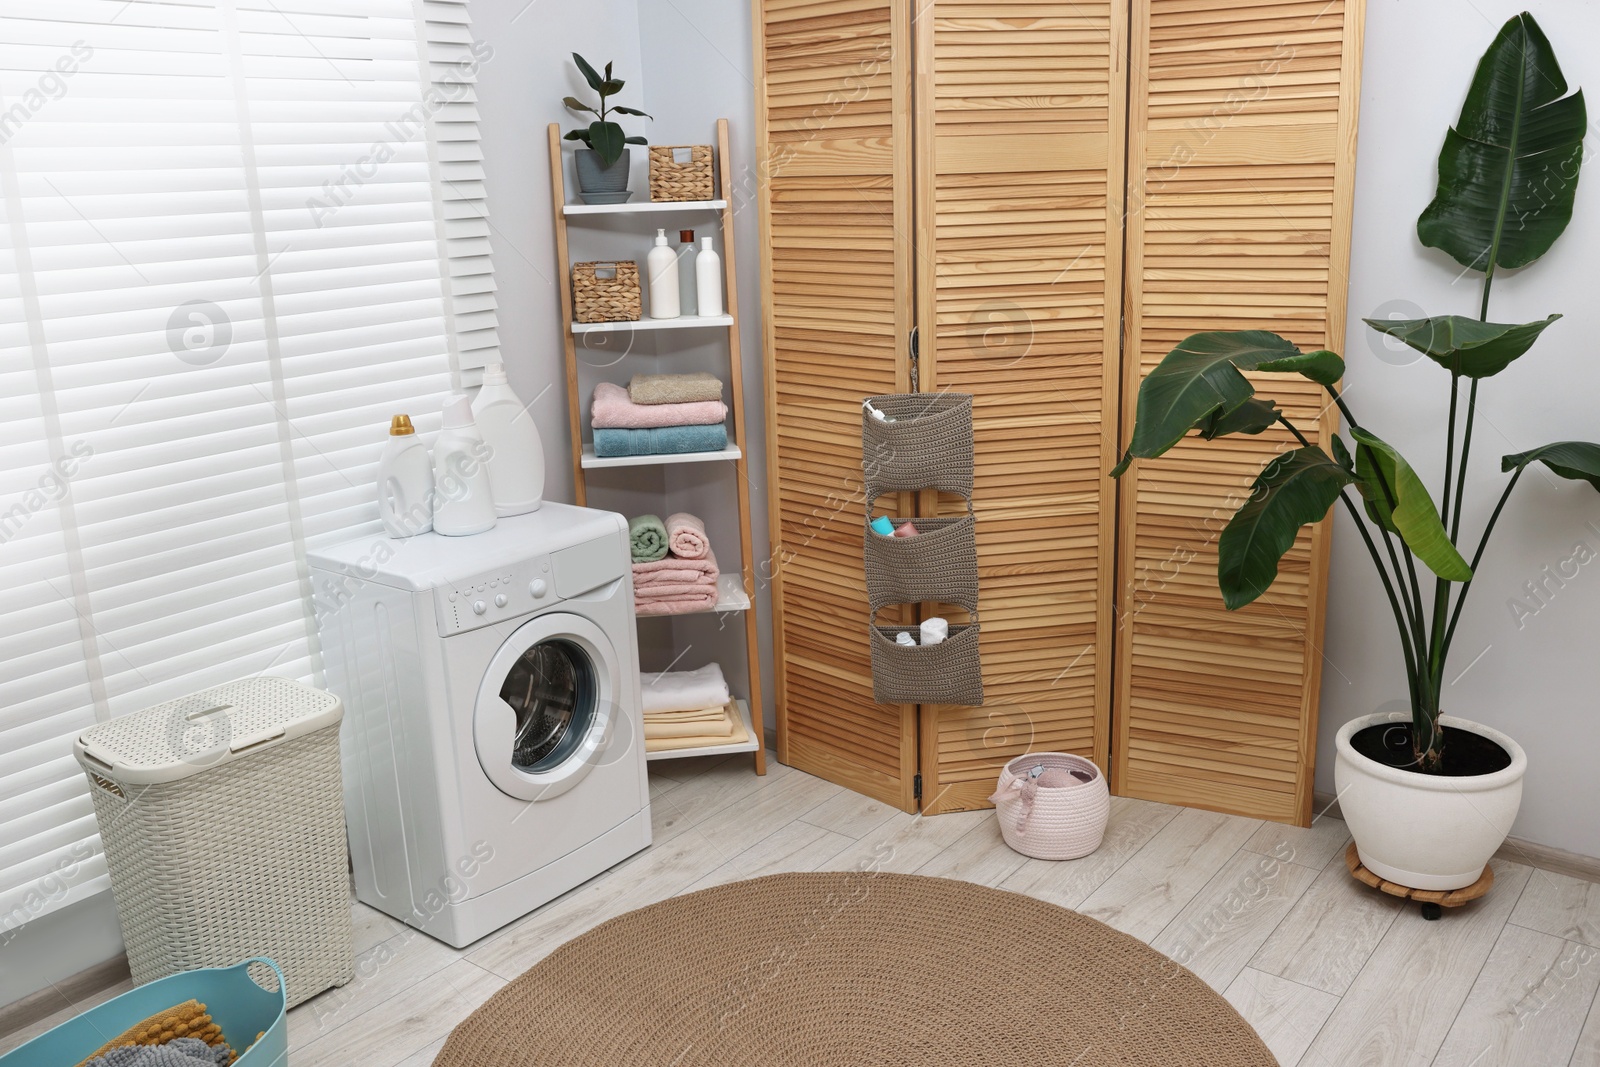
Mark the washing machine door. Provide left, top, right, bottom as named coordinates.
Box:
left=473, top=612, right=620, bottom=802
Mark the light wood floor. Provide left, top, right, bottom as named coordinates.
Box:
left=7, top=752, right=1600, bottom=1066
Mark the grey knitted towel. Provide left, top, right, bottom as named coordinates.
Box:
left=86, top=1037, right=231, bottom=1067
left=628, top=372, right=723, bottom=406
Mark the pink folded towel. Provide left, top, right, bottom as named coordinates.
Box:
left=636, top=591, right=719, bottom=616
left=636, top=581, right=719, bottom=599
left=592, top=381, right=728, bottom=429
left=666, top=513, right=711, bottom=560
left=632, top=549, right=719, bottom=588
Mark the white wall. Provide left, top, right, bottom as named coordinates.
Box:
left=1318, top=0, right=1600, bottom=857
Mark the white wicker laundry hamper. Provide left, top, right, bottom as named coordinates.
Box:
left=990, top=752, right=1111, bottom=860
left=73, top=676, right=354, bottom=1008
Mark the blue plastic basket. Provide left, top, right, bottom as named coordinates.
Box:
left=1, top=957, right=287, bottom=1067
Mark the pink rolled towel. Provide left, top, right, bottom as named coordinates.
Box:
left=592, top=381, right=728, bottom=429
left=666, top=512, right=711, bottom=560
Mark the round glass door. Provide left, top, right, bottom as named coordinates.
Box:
left=474, top=613, right=618, bottom=801
left=501, top=639, right=595, bottom=773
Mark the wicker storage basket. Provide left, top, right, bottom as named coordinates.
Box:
left=649, top=144, right=714, bottom=201
left=861, top=392, right=975, bottom=496
left=990, top=752, right=1110, bottom=860
left=863, top=514, right=978, bottom=618
left=573, top=260, right=641, bottom=323
left=73, top=676, right=354, bottom=1009
left=868, top=620, right=984, bottom=706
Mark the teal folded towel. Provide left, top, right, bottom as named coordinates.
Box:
left=593, top=424, right=728, bottom=458
left=629, top=513, right=668, bottom=562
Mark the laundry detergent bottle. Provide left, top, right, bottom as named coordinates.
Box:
left=376, top=413, right=434, bottom=537
left=432, top=394, right=497, bottom=536
left=470, top=364, right=544, bottom=516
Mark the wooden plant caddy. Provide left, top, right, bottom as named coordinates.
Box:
left=1345, top=842, right=1493, bottom=920
left=546, top=118, right=764, bottom=774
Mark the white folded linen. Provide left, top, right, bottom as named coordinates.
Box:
left=639, top=662, right=731, bottom=715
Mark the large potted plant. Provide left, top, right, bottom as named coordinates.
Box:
left=563, top=53, right=651, bottom=204
left=1111, top=12, right=1598, bottom=891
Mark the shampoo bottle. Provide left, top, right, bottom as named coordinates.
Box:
left=470, top=364, right=544, bottom=516
left=432, top=394, right=497, bottom=536
left=695, top=234, right=723, bottom=317
left=646, top=228, right=680, bottom=318
left=376, top=414, right=434, bottom=537
left=677, top=229, right=698, bottom=316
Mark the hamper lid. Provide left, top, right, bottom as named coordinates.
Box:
left=73, top=676, right=342, bottom=786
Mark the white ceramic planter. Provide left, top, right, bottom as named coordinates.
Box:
left=1334, top=711, right=1526, bottom=891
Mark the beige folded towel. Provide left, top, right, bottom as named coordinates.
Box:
left=629, top=372, right=724, bottom=406
left=644, top=706, right=728, bottom=724
left=644, top=715, right=736, bottom=739
left=644, top=703, right=750, bottom=752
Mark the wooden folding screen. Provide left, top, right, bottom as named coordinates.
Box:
left=752, top=0, right=918, bottom=810
left=1114, top=0, right=1364, bottom=824
left=754, top=0, right=1363, bottom=823
left=911, top=2, right=1126, bottom=813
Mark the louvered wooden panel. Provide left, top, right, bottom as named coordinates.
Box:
left=754, top=0, right=918, bottom=810
left=914, top=1, right=1125, bottom=813
left=1115, top=0, right=1364, bottom=825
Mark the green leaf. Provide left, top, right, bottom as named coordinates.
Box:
left=1502, top=441, right=1600, bottom=491
left=1417, top=13, right=1587, bottom=272
left=563, top=129, right=590, bottom=143
left=611, top=105, right=653, bottom=118
left=623, top=136, right=649, bottom=145
left=1329, top=434, right=1355, bottom=473
left=563, top=96, right=598, bottom=115
left=1257, top=348, right=1345, bottom=386
left=604, top=61, right=612, bottom=80
left=1362, top=314, right=1562, bottom=378
left=1218, top=447, right=1355, bottom=610
left=1350, top=428, right=1474, bottom=581
left=572, top=53, right=605, bottom=94
left=600, top=79, right=625, bottom=99
left=587, top=121, right=626, bottom=166
left=1110, top=330, right=1301, bottom=477
left=1199, top=397, right=1280, bottom=441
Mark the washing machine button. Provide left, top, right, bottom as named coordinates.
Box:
left=529, top=578, right=548, bottom=598
left=472, top=600, right=487, bottom=615
left=494, top=593, right=508, bottom=608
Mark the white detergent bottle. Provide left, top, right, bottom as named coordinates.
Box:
left=432, top=394, right=497, bottom=536
left=471, top=364, right=544, bottom=516
left=646, top=227, right=680, bottom=318
left=376, top=413, right=434, bottom=537
left=695, top=234, right=723, bottom=317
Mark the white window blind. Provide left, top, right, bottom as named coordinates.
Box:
left=0, top=0, right=496, bottom=934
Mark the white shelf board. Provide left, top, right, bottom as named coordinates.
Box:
left=564, top=199, right=727, bottom=216
left=571, top=314, right=733, bottom=335
left=645, top=699, right=759, bottom=762
left=635, top=573, right=750, bottom=617
left=580, top=443, right=741, bottom=469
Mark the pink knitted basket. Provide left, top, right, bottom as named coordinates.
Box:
left=989, top=752, right=1110, bottom=860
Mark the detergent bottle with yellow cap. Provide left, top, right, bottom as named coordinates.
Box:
left=376, top=413, right=435, bottom=537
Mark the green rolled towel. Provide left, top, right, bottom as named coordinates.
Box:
left=629, top=514, right=669, bottom=562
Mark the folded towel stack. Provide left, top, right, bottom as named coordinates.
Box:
left=590, top=376, right=729, bottom=458
left=631, top=512, right=720, bottom=614
left=639, top=663, right=749, bottom=752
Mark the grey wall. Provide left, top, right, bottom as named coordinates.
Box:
left=1317, top=0, right=1600, bottom=857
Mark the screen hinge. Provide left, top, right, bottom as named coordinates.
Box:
left=908, top=326, right=919, bottom=392
left=913, top=773, right=923, bottom=801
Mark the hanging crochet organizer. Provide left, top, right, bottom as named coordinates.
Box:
left=861, top=392, right=983, bottom=706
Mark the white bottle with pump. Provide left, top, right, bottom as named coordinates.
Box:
left=376, top=413, right=434, bottom=537
left=646, top=228, right=680, bottom=318
left=695, top=234, right=723, bottom=317
left=432, top=394, right=497, bottom=536
left=470, top=364, right=544, bottom=516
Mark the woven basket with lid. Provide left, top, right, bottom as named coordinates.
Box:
left=73, top=676, right=353, bottom=1008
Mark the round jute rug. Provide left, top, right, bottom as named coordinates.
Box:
left=436, top=871, right=1276, bottom=1066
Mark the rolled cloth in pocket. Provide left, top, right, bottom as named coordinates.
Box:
left=629, top=514, right=668, bottom=562
left=666, top=512, right=711, bottom=559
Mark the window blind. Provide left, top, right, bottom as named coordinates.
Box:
left=0, top=0, right=493, bottom=935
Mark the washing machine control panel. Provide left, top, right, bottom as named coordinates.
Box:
left=434, top=554, right=555, bottom=635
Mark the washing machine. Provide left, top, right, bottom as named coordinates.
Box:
left=306, top=503, right=650, bottom=948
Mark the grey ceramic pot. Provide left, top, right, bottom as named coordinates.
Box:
left=574, top=148, right=632, bottom=205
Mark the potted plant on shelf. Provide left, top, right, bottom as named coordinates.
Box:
left=563, top=53, right=651, bottom=204
left=1111, top=12, right=1597, bottom=892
